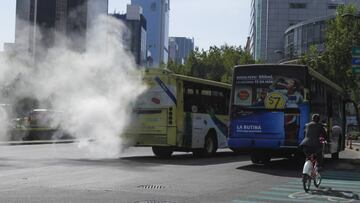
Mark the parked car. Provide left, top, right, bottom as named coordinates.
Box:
left=24, top=109, right=62, bottom=129
left=20, top=109, right=72, bottom=140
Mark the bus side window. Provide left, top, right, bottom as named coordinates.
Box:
left=184, top=87, right=195, bottom=112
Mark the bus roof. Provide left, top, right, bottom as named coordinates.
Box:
left=144, top=68, right=231, bottom=89
left=234, top=64, right=344, bottom=94
left=307, top=67, right=343, bottom=93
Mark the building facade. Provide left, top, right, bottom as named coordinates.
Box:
left=284, top=16, right=333, bottom=60
left=15, top=0, right=108, bottom=60
left=168, top=37, right=194, bottom=64
left=112, top=5, right=147, bottom=66
left=250, top=0, right=360, bottom=63
left=131, top=0, right=170, bottom=67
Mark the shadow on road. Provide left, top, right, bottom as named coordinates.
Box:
left=237, top=157, right=360, bottom=178
left=120, top=151, right=251, bottom=166
left=236, top=158, right=301, bottom=178
left=59, top=151, right=251, bottom=170
left=310, top=186, right=360, bottom=202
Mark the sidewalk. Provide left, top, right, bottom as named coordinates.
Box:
left=0, top=139, right=76, bottom=146
left=347, top=139, right=360, bottom=151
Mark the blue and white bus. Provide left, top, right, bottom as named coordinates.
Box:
left=228, top=64, right=358, bottom=164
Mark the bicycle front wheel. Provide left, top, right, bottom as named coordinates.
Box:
left=302, top=174, right=311, bottom=192
left=314, top=171, right=322, bottom=188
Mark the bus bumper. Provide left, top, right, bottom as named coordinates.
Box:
left=228, top=137, right=282, bottom=149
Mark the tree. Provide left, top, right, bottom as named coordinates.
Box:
left=167, top=45, right=256, bottom=84
left=301, top=4, right=360, bottom=100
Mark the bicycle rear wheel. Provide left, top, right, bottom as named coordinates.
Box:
left=302, top=174, right=311, bottom=192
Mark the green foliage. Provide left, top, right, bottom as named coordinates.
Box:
left=300, top=4, right=360, bottom=101
left=167, top=45, right=256, bottom=84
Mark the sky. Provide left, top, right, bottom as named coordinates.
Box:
left=0, top=0, right=251, bottom=51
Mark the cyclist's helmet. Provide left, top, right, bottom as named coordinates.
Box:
left=312, top=114, right=320, bottom=123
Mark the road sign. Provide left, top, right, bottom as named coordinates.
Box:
left=352, top=47, right=360, bottom=56
left=352, top=66, right=360, bottom=73
left=352, top=48, right=360, bottom=74
left=352, top=57, right=360, bottom=65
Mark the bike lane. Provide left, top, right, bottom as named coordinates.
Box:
left=230, top=148, right=360, bottom=203
left=231, top=170, right=360, bottom=203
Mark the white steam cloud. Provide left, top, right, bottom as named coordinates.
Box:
left=0, top=15, right=147, bottom=158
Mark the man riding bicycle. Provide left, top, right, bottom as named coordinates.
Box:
left=299, top=114, right=327, bottom=166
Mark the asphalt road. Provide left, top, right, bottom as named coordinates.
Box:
left=0, top=143, right=359, bottom=203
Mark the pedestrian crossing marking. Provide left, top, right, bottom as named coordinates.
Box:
left=271, top=187, right=299, bottom=192
left=232, top=200, right=269, bottom=203
left=232, top=170, right=360, bottom=203
left=248, top=195, right=331, bottom=203
left=286, top=182, right=360, bottom=190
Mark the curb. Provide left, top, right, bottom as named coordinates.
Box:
left=0, top=139, right=76, bottom=146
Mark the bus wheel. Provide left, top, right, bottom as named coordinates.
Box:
left=194, top=133, right=218, bottom=157
left=204, top=133, right=218, bottom=157
left=331, top=152, right=339, bottom=160
left=152, top=146, right=173, bottom=158
left=250, top=153, right=261, bottom=164
left=251, top=152, right=270, bottom=165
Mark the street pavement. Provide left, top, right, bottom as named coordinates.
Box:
left=0, top=143, right=358, bottom=203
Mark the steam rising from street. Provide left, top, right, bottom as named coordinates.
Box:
left=0, top=15, right=147, bottom=158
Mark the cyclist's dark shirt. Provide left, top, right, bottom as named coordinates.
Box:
left=299, top=121, right=326, bottom=148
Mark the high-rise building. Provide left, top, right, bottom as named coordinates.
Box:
left=168, top=37, right=194, bottom=64
left=15, top=0, right=108, bottom=60
left=250, top=0, right=360, bottom=63
left=131, top=0, right=170, bottom=67
left=112, top=5, right=147, bottom=66
left=168, top=39, right=178, bottom=63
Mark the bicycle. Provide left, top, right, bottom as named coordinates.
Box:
left=301, top=139, right=327, bottom=193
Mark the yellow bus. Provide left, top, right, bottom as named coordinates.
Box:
left=127, top=69, right=231, bottom=157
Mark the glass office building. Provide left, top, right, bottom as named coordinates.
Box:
left=131, top=0, right=170, bottom=67
left=250, top=0, right=360, bottom=63
left=284, top=16, right=332, bottom=60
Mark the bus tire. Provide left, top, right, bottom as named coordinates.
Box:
left=331, top=152, right=339, bottom=160
left=194, top=132, right=218, bottom=157
left=251, top=151, right=271, bottom=165
left=204, top=132, right=218, bottom=156
left=152, top=146, right=173, bottom=158
left=251, top=154, right=261, bottom=164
